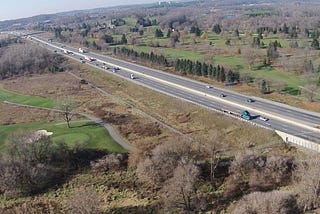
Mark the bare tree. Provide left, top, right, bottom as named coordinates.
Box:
left=294, top=158, right=320, bottom=212
left=6, top=130, right=54, bottom=164
left=241, top=47, right=260, bottom=70
left=225, top=152, right=294, bottom=197
left=136, top=137, right=196, bottom=185
left=300, top=84, right=319, bottom=102
left=55, top=99, right=78, bottom=128
left=231, top=190, right=301, bottom=214
left=162, top=163, right=201, bottom=212
left=197, top=131, right=226, bottom=185
left=240, top=72, right=254, bottom=85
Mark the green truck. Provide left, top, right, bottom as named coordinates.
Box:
left=241, top=110, right=251, bottom=120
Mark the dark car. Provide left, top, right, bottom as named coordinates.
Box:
left=246, top=98, right=254, bottom=103
left=220, top=93, right=226, bottom=97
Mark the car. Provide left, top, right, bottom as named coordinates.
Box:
left=220, top=93, right=226, bottom=97
left=206, top=85, right=213, bottom=89
left=114, top=67, right=120, bottom=70
left=130, top=73, right=136, bottom=79
left=259, top=116, right=269, bottom=121
left=246, top=98, right=254, bottom=103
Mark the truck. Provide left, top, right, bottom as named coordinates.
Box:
left=78, top=48, right=86, bottom=53
left=241, top=110, right=251, bottom=120
left=221, top=108, right=252, bottom=120
left=85, top=56, right=94, bottom=62
left=64, top=49, right=71, bottom=54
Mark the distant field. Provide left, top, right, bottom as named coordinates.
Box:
left=0, top=120, right=126, bottom=153
left=0, top=86, right=54, bottom=108
left=85, top=22, right=316, bottom=99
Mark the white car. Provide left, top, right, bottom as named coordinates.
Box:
left=206, top=85, right=213, bottom=89
left=130, top=73, right=136, bottom=79
left=259, top=116, right=269, bottom=121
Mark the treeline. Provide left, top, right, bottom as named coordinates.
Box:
left=114, top=47, right=169, bottom=67
left=0, top=43, right=65, bottom=80
left=0, top=37, right=18, bottom=48
left=114, top=47, right=240, bottom=83
left=134, top=137, right=306, bottom=213
left=175, top=59, right=240, bottom=83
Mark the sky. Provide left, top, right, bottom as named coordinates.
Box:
left=0, top=0, right=157, bottom=21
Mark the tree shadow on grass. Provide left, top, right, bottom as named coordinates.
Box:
left=70, top=122, right=101, bottom=129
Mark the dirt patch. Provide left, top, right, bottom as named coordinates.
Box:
left=119, top=121, right=161, bottom=138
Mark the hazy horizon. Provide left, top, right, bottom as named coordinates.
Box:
left=0, top=0, right=157, bottom=21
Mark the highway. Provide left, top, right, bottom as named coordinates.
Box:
left=29, top=35, right=320, bottom=143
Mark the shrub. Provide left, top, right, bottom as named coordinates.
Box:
left=231, top=190, right=301, bottom=214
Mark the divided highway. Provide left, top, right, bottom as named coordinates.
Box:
left=29, top=35, right=320, bottom=143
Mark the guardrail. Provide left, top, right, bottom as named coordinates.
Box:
left=276, top=130, right=320, bottom=152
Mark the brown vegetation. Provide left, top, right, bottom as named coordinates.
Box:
left=231, top=190, right=301, bottom=214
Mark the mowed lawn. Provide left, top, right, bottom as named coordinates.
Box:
left=0, top=86, right=54, bottom=108
left=0, top=120, right=126, bottom=153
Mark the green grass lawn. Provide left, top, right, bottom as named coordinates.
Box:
left=0, top=86, right=54, bottom=108
left=251, top=66, right=304, bottom=87
left=213, top=56, right=248, bottom=70
left=207, top=33, right=227, bottom=47
left=0, top=120, right=126, bottom=153
left=129, top=45, right=204, bottom=61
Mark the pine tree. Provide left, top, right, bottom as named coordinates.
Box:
left=311, top=38, right=319, bottom=50
left=201, top=63, right=208, bottom=76
left=220, top=66, right=226, bottom=82
left=212, top=24, right=222, bottom=34
left=155, top=29, right=164, bottom=38
left=120, top=34, right=127, bottom=44
left=226, top=70, right=234, bottom=82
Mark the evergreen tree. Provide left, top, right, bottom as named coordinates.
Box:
left=208, top=64, right=213, bottom=78
left=167, top=29, right=172, bottom=38
left=212, top=24, right=222, bottom=34
left=282, top=23, right=289, bottom=34
left=260, top=79, right=268, bottom=94
left=216, top=65, right=221, bottom=81
left=121, top=34, right=127, bottom=44
left=220, top=66, right=226, bottom=82
left=194, top=61, right=202, bottom=76
left=252, top=37, right=261, bottom=47
left=212, top=66, right=217, bottom=79
left=226, top=70, right=234, bottom=82
left=311, top=38, right=319, bottom=50
left=234, top=29, right=240, bottom=38
left=201, top=63, right=208, bottom=76
left=155, top=29, right=164, bottom=38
